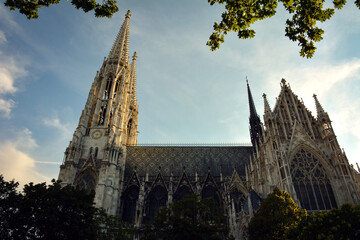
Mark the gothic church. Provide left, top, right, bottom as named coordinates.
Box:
left=58, top=11, right=360, bottom=239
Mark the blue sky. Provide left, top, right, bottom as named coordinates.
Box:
left=0, top=1, right=359, bottom=186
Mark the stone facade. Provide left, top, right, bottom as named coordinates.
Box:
left=58, top=11, right=360, bottom=239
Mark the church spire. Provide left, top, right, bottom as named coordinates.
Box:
left=130, top=52, right=137, bottom=105
left=247, top=79, right=258, bottom=118
left=108, top=10, right=131, bottom=65
left=262, top=93, right=271, bottom=116
left=313, top=94, right=326, bottom=118
left=247, top=79, right=263, bottom=151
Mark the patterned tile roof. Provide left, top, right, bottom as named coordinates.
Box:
left=124, top=146, right=253, bottom=177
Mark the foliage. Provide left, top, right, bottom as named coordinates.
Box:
left=0, top=174, right=131, bottom=240
left=207, top=0, right=360, bottom=58
left=95, top=208, right=134, bottom=240
left=0, top=175, right=21, bottom=240
left=248, top=187, right=307, bottom=240
left=3, top=0, right=119, bottom=19
left=286, top=203, right=360, bottom=240
left=142, top=194, right=230, bottom=240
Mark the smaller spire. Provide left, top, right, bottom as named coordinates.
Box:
left=247, top=80, right=263, bottom=151
left=263, top=93, right=271, bottom=115
left=108, top=10, right=131, bottom=65
left=130, top=52, right=137, bottom=104
left=132, top=51, right=137, bottom=60
left=125, top=10, right=131, bottom=18
left=247, top=79, right=258, bottom=117
left=313, top=94, right=326, bottom=118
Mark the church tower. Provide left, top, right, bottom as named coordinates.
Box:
left=58, top=10, right=139, bottom=214
left=248, top=79, right=359, bottom=211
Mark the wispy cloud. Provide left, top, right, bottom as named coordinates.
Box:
left=0, top=6, right=21, bottom=33
left=0, top=98, right=15, bottom=118
left=0, top=30, right=6, bottom=44
left=43, top=114, right=72, bottom=139
left=34, top=161, right=61, bottom=165
left=0, top=31, right=27, bottom=118
left=0, top=129, right=50, bottom=188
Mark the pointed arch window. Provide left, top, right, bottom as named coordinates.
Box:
left=98, top=101, right=108, bottom=125
left=121, top=185, right=139, bottom=223
left=113, top=80, right=119, bottom=99
left=202, top=185, right=222, bottom=216
left=76, top=171, right=97, bottom=195
left=230, top=189, right=246, bottom=213
left=323, top=122, right=331, bottom=135
left=173, top=185, right=193, bottom=202
left=273, top=141, right=278, bottom=150
left=103, top=77, right=113, bottom=100
left=290, top=149, right=337, bottom=211
left=146, top=186, right=167, bottom=223
left=94, top=147, right=98, bottom=159
left=126, top=119, right=133, bottom=144
left=202, top=185, right=221, bottom=207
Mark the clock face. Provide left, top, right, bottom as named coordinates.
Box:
left=91, top=130, right=102, bottom=139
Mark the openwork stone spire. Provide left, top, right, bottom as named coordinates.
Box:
left=247, top=79, right=258, bottom=118
left=313, top=94, right=326, bottom=118
left=262, top=93, right=271, bottom=116
left=109, top=10, right=131, bottom=64
left=130, top=52, right=137, bottom=105
left=247, top=80, right=262, bottom=151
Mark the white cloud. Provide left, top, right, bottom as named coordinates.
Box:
left=0, top=38, right=28, bottom=118
left=326, top=90, right=360, bottom=167
left=0, top=129, right=50, bottom=188
left=0, top=30, right=6, bottom=44
left=0, top=5, right=21, bottom=33
left=282, top=60, right=360, bottom=100
left=43, top=114, right=72, bottom=139
left=0, top=65, right=17, bottom=94
left=0, top=98, right=15, bottom=118
left=34, top=161, right=61, bottom=165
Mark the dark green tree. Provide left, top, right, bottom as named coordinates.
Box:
left=0, top=175, right=132, bottom=240
left=3, top=0, right=118, bottom=19
left=95, top=208, right=134, bottom=240
left=142, top=194, right=230, bottom=240
left=248, top=187, right=307, bottom=240
left=0, top=175, right=21, bottom=240
left=286, top=203, right=360, bottom=240
left=0, top=177, right=99, bottom=239
left=207, top=0, right=360, bottom=58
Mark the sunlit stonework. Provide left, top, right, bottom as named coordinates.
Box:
left=58, top=10, right=360, bottom=240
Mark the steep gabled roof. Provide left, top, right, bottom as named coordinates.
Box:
left=125, top=145, right=253, bottom=177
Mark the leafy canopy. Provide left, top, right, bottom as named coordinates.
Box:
left=0, top=174, right=132, bottom=240
left=208, top=0, right=360, bottom=58
left=248, top=187, right=307, bottom=240
left=3, top=0, right=119, bottom=19
left=142, top=194, right=230, bottom=240
left=286, top=203, right=360, bottom=240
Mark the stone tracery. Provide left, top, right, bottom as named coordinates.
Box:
left=290, top=148, right=337, bottom=210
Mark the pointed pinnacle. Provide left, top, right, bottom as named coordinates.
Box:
left=247, top=80, right=258, bottom=117
left=125, top=10, right=131, bottom=19
left=108, top=11, right=130, bottom=64
left=130, top=52, right=137, bottom=104
left=313, top=94, right=325, bottom=117
left=132, top=51, right=137, bottom=60
left=263, top=93, right=271, bottom=115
